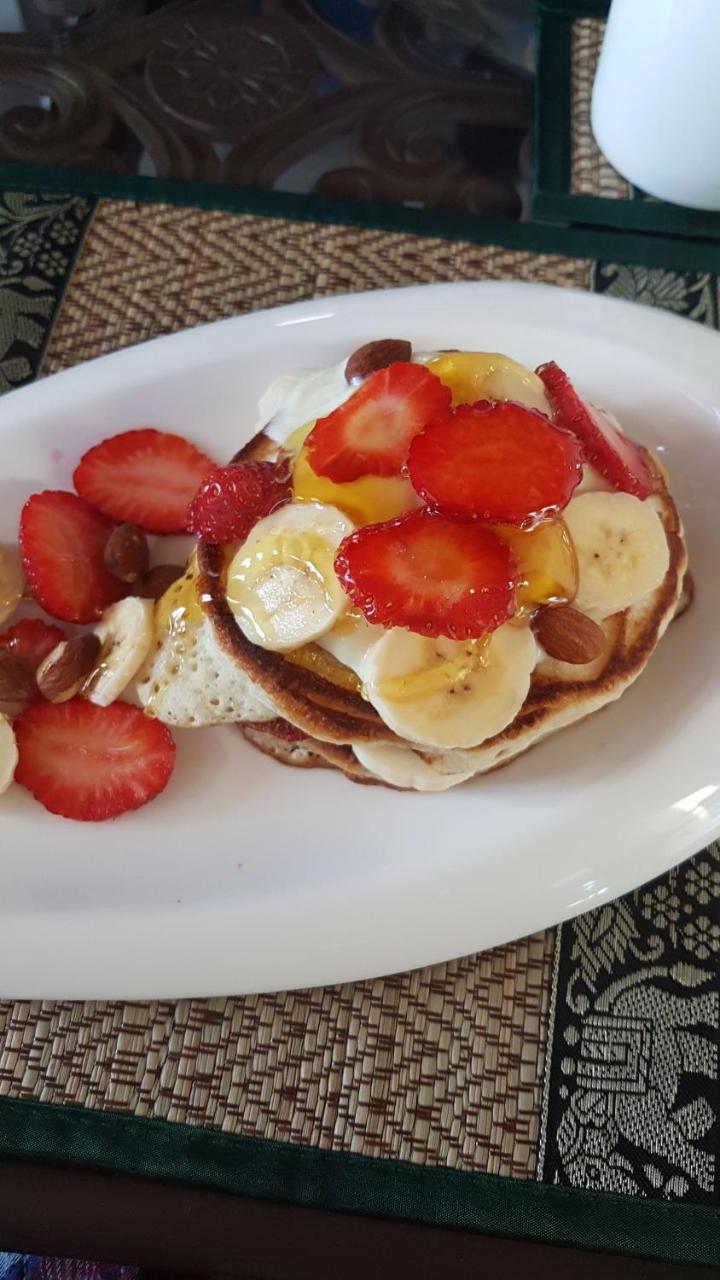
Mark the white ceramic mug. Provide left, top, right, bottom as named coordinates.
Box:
left=591, top=0, right=720, bottom=211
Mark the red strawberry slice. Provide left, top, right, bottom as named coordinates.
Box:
left=254, top=717, right=307, bottom=743
left=186, top=460, right=291, bottom=544
left=407, top=401, right=583, bottom=526
left=0, top=618, right=65, bottom=672
left=334, top=508, right=516, bottom=639
left=537, top=361, right=652, bottom=498
left=74, top=428, right=216, bottom=535
left=306, top=362, right=451, bottom=482
left=14, top=700, right=176, bottom=822
left=20, top=491, right=125, bottom=624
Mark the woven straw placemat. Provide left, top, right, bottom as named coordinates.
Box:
left=0, top=199, right=607, bottom=1181
left=569, top=17, right=630, bottom=200
left=4, top=198, right=718, bottom=1213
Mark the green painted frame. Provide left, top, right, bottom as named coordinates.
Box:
left=1, top=161, right=720, bottom=274
left=534, top=0, right=720, bottom=241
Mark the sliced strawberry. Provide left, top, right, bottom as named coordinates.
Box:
left=407, top=401, right=583, bottom=526
left=254, top=717, right=307, bottom=743
left=334, top=508, right=516, bottom=639
left=14, top=700, right=176, bottom=822
left=186, top=460, right=291, bottom=544
left=306, top=362, right=451, bottom=483
left=0, top=618, right=65, bottom=672
left=20, top=491, right=124, bottom=624
left=537, top=362, right=652, bottom=498
left=74, top=428, right=216, bottom=535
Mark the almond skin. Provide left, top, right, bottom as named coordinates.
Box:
left=345, top=339, right=412, bottom=383
left=0, top=650, right=35, bottom=706
left=36, top=633, right=101, bottom=703
left=136, top=564, right=184, bottom=601
left=534, top=604, right=605, bottom=665
left=105, top=523, right=150, bottom=584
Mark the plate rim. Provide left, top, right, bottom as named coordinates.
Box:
left=1, top=278, right=719, bottom=999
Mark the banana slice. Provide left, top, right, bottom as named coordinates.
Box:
left=425, top=351, right=551, bottom=414
left=0, top=713, right=18, bottom=795
left=564, top=491, right=670, bottom=619
left=353, top=741, right=476, bottom=791
left=0, top=544, right=24, bottom=628
left=87, top=597, right=154, bottom=707
left=363, top=622, right=538, bottom=750
left=226, top=502, right=354, bottom=652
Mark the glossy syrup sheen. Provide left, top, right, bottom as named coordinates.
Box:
left=426, top=351, right=550, bottom=413
left=144, top=561, right=204, bottom=717
left=376, top=637, right=491, bottom=702
left=496, top=519, right=578, bottom=616
left=287, top=421, right=418, bottom=526
left=284, top=642, right=362, bottom=694
left=226, top=529, right=338, bottom=645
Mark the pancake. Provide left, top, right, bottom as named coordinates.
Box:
left=240, top=562, right=693, bottom=789
left=191, top=429, right=687, bottom=774
left=137, top=411, right=689, bottom=788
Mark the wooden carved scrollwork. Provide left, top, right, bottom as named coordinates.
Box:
left=0, top=0, right=532, bottom=217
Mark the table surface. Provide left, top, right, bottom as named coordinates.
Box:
left=0, top=1162, right=713, bottom=1277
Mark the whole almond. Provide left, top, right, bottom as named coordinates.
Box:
left=0, top=650, right=35, bottom=706
left=136, top=564, right=184, bottom=601
left=105, top=524, right=150, bottom=584
left=37, top=633, right=101, bottom=703
left=534, top=605, right=605, bottom=665
left=345, top=339, right=412, bottom=383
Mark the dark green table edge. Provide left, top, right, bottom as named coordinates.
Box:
left=533, top=0, right=720, bottom=241
left=0, top=1098, right=716, bottom=1267
left=1, top=162, right=720, bottom=275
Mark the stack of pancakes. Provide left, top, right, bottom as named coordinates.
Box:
left=137, top=425, right=690, bottom=790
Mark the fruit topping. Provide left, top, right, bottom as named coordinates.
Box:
left=291, top=432, right=418, bottom=527
left=226, top=502, right=354, bottom=651
left=255, top=717, right=308, bottom=743
left=14, top=699, right=176, bottom=821
left=306, top=362, right=451, bottom=482
left=334, top=508, right=517, bottom=639
left=407, top=400, right=583, bottom=526
left=20, top=491, right=124, bottom=624
left=426, top=351, right=551, bottom=414
left=186, top=460, right=291, bottom=544
left=363, top=622, right=537, bottom=750
left=74, top=428, right=216, bottom=535
left=345, top=339, right=412, bottom=382
left=537, top=362, right=652, bottom=499
left=104, top=524, right=150, bottom=583
left=87, top=596, right=154, bottom=707
left=0, top=617, right=65, bottom=670
left=563, top=491, right=670, bottom=618
left=494, top=519, right=578, bottom=615
left=533, top=604, right=605, bottom=665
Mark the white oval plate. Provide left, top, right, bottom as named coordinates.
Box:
left=1, top=281, right=719, bottom=999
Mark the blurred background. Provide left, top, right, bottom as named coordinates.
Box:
left=0, top=0, right=537, bottom=219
